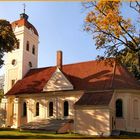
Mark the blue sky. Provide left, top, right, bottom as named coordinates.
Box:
left=0, top=2, right=137, bottom=75
left=0, top=2, right=102, bottom=75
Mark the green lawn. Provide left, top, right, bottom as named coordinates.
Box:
left=0, top=129, right=92, bottom=139
left=0, top=128, right=140, bottom=139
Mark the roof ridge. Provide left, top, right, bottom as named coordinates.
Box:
left=29, top=58, right=115, bottom=71
left=26, top=60, right=97, bottom=72
left=29, top=66, right=56, bottom=71
left=63, top=58, right=115, bottom=67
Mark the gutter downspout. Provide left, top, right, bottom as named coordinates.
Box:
left=110, top=60, right=117, bottom=131
left=110, top=60, right=117, bottom=89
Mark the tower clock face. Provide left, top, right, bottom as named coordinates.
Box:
left=11, top=59, right=17, bottom=66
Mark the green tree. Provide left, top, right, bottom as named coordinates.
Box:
left=0, top=89, right=4, bottom=102
left=117, top=48, right=140, bottom=78
left=84, top=1, right=140, bottom=78
left=0, top=20, right=18, bottom=67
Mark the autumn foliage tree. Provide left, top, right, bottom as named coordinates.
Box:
left=0, top=20, right=18, bottom=67
left=84, top=1, right=140, bottom=78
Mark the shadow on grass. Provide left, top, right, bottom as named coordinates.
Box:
left=0, top=128, right=140, bottom=139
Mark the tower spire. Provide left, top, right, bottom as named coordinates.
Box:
left=23, top=3, right=26, bottom=14
left=20, top=3, right=28, bottom=20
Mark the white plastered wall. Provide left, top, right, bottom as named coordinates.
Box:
left=4, top=25, right=39, bottom=94
left=16, top=91, right=83, bottom=127
left=111, top=90, right=140, bottom=133
left=75, top=106, right=111, bottom=136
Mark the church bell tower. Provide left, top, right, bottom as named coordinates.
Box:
left=4, top=12, right=39, bottom=94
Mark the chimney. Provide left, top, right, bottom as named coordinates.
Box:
left=57, top=50, right=63, bottom=70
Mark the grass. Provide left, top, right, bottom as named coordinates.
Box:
left=0, top=128, right=140, bottom=139
left=0, top=129, right=92, bottom=139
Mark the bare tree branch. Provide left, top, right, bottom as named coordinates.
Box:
left=118, top=21, right=138, bottom=48
left=130, top=1, right=140, bottom=13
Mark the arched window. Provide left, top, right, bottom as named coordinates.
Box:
left=29, top=61, right=32, bottom=68
left=133, top=99, right=139, bottom=119
left=23, top=102, right=27, bottom=117
left=116, top=99, right=123, bottom=117
left=64, top=101, right=69, bottom=116
left=49, top=102, right=53, bottom=116
left=26, top=41, right=29, bottom=51
left=16, top=39, right=20, bottom=49
left=36, top=102, right=39, bottom=116
left=32, top=45, right=35, bottom=55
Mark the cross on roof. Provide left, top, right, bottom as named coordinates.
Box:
left=23, top=3, right=26, bottom=14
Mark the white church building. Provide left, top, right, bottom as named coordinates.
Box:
left=0, top=12, right=140, bottom=136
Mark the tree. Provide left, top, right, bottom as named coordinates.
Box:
left=0, top=20, right=18, bottom=67
left=117, top=48, right=140, bottom=78
left=0, top=89, right=4, bottom=102
left=84, top=1, right=140, bottom=78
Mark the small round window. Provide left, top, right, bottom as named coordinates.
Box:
left=29, top=62, right=32, bottom=68
left=11, top=59, right=17, bottom=66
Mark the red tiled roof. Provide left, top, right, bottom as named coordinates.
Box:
left=6, top=59, right=140, bottom=96
left=6, top=67, right=55, bottom=95
left=11, top=18, right=38, bottom=36
left=75, top=91, right=113, bottom=106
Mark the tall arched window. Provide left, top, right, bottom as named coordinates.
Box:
left=23, top=102, right=27, bottom=117
left=64, top=101, right=69, bottom=116
left=36, top=102, right=39, bottom=116
left=49, top=102, right=53, bottom=116
left=116, top=99, right=123, bottom=117
left=32, top=45, right=35, bottom=55
left=133, top=99, right=139, bottom=119
left=26, top=41, right=29, bottom=51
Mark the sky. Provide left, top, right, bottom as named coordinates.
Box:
left=0, top=2, right=137, bottom=75
left=0, top=2, right=102, bottom=75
